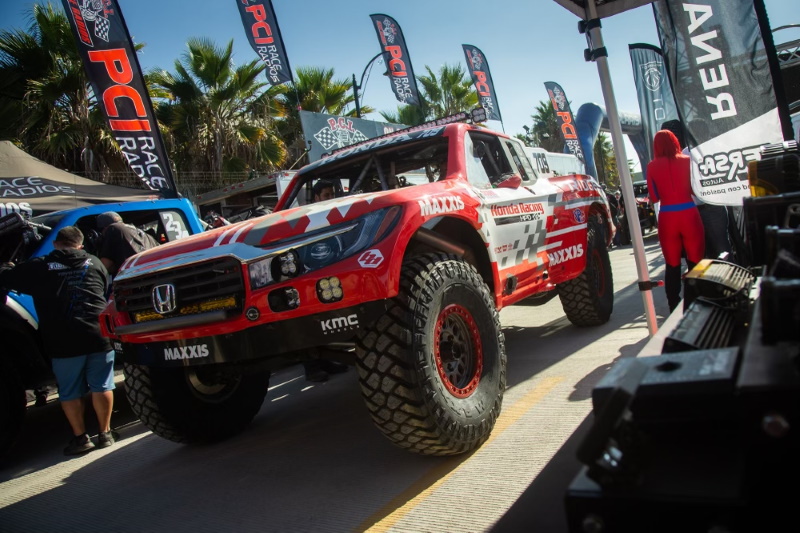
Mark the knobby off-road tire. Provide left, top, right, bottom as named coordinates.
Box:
left=557, top=218, right=614, bottom=326
left=123, top=363, right=269, bottom=443
left=0, top=359, right=26, bottom=458
left=356, top=252, right=506, bottom=456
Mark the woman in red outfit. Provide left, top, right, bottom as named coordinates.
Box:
left=646, top=130, right=705, bottom=312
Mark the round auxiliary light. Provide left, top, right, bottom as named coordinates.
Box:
left=332, top=287, right=343, bottom=299
left=319, top=278, right=331, bottom=290
left=321, top=289, right=333, bottom=301
left=279, top=253, right=298, bottom=276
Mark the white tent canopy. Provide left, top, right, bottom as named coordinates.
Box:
left=555, top=0, right=654, bottom=19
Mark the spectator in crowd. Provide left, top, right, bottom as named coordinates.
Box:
left=605, top=187, right=622, bottom=248
left=0, top=227, right=118, bottom=455
left=661, top=120, right=733, bottom=261
left=647, top=130, right=705, bottom=312
left=96, top=211, right=159, bottom=276
left=312, top=180, right=336, bottom=202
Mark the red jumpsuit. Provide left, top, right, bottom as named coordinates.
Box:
left=646, top=133, right=705, bottom=267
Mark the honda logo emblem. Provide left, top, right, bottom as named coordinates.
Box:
left=152, top=284, right=177, bottom=314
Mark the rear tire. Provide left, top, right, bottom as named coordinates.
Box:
left=557, top=218, right=614, bottom=326
left=356, top=253, right=506, bottom=456
left=123, top=363, right=269, bottom=443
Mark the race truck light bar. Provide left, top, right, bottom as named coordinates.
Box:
left=324, top=107, right=488, bottom=158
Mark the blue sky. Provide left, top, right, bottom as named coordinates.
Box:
left=2, top=1, right=797, bottom=170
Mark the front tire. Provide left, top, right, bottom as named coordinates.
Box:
left=557, top=218, right=614, bottom=326
left=356, top=253, right=506, bottom=456
left=123, top=363, right=269, bottom=443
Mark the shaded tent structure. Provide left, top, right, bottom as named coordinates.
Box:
left=0, top=141, right=156, bottom=217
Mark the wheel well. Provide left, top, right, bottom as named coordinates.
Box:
left=406, top=217, right=494, bottom=293
left=589, top=202, right=612, bottom=243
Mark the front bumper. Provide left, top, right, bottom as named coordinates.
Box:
left=116, top=300, right=388, bottom=367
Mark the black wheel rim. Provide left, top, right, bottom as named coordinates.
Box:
left=434, top=304, right=483, bottom=398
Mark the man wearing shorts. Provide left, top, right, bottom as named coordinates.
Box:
left=0, top=226, right=117, bottom=455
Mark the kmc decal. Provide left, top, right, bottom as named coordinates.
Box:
left=321, top=314, right=359, bottom=334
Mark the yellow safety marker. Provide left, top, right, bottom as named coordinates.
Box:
left=361, top=375, right=564, bottom=532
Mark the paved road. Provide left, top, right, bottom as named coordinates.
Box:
left=0, top=233, right=670, bottom=533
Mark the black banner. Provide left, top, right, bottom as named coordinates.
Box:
left=236, top=0, right=293, bottom=86
left=653, top=0, right=784, bottom=205
left=369, top=14, right=421, bottom=106
left=462, top=45, right=502, bottom=122
left=629, top=43, right=680, bottom=174
left=544, top=81, right=584, bottom=163
left=60, top=0, right=176, bottom=197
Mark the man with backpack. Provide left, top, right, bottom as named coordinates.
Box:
left=96, top=211, right=159, bottom=276
left=0, top=226, right=117, bottom=455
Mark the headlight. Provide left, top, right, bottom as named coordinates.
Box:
left=249, top=257, right=273, bottom=290
left=296, top=206, right=400, bottom=271
left=246, top=206, right=401, bottom=289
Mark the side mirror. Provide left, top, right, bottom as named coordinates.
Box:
left=495, top=174, right=522, bottom=189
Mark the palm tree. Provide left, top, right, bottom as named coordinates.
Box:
left=379, top=104, right=427, bottom=127
left=526, top=100, right=563, bottom=153
left=416, top=64, right=477, bottom=119
left=149, top=38, right=287, bottom=173
left=594, top=132, right=618, bottom=188
left=276, top=66, right=375, bottom=166
left=0, top=3, right=122, bottom=173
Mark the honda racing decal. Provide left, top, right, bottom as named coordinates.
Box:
left=491, top=202, right=544, bottom=225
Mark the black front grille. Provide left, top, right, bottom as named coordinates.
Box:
left=114, top=257, right=244, bottom=321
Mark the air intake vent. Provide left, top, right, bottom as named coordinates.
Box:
left=113, top=257, right=244, bottom=322
left=662, top=299, right=736, bottom=353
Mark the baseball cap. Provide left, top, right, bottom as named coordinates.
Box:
left=97, top=211, right=122, bottom=230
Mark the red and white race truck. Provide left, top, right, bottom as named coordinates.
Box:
left=101, top=111, right=614, bottom=456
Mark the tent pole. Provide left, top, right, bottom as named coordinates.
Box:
left=586, top=1, right=659, bottom=336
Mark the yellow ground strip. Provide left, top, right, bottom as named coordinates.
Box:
left=361, top=376, right=564, bottom=532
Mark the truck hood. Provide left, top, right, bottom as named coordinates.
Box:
left=117, top=191, right=398, bottom=278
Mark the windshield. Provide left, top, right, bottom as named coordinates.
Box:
left=282, top=136, right=450, bottom=208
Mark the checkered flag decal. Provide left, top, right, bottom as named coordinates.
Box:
left=94, top=17, right=110, bottom=42
left=314, top=128, right=338, bottom=150
left=314, top=128, right=368, bottom=151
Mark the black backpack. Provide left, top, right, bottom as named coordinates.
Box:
left=129, top=225, right=160, bottom=253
